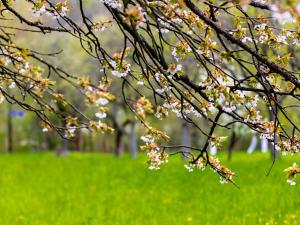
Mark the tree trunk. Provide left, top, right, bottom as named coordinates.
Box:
left=101, top=139, right=109, bottom=153
left=129, top=123, right=138, bottom=159
left=247, top=134, right=257, bottom=154
left=56, top=120, right=69, bottom=156
left=261, top=137, right=269, bottom=153
left=73, top=130, right=81, bottom=151
left=227, top=130, right=236, bottom=161
left=115, top=130, right=124, bottom=156
left=181, top=122, right=192, bottom=160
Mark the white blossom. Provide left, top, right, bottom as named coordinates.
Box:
left=254, top=23, right=266, bottom=30
left=42, top=128, right=49, bottom=132
left=169, top=64, right=182, bottom=76
left=99, top=0, right=122, bottom=9
left=241, top=37, right=253, bottom=43
left=137, top=81, right=144, bottom=86
left=184, top=164, right=194, bottom=172
left=141, top=135, right=154, bottom=143
left=95, top=112, right=107, bottom=119
left=9, top=82, right=16, bottom=89
left=287, top=179, right=296, bottom=186
left=96, top=98, right=109, bottom=106
left=34, top=5, right=46, bottom=17
left=0, top=94, right=4, bottom=104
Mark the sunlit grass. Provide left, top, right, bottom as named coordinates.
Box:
left=0, top=152, right=299, bottom=225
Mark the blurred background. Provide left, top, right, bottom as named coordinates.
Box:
left=1, top=2, right=300, bottom=225
left=0, top=1, right=272, bottom=158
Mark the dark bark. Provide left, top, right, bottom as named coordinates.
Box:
left=115, top=129, right=124, bottom=156
left=269, top=110, right=279, bottom=159
left=228, top=130, right=236, bottom=161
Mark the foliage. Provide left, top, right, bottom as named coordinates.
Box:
left=1, top=0, right=300, bottom=184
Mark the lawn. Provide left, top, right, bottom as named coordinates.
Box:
left=0, top=152, right=299, bottom=225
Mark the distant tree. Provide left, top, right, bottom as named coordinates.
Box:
left=1, top=0, right=300, bottom=185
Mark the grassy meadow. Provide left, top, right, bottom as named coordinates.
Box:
left=0, top=152, right=299, bottom=225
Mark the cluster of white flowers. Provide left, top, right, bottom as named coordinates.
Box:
left=154, top=107, right=168, bottom=119
left=253, top=23, right=273, bottom=44
left=94, top=120, right=105, bottom=130
left=111, top=69, right=129, bottom=78
left=0, top=49, right=11, bottom=65
left=201, top=101, right=217, bottom=117
left=155, top=86, right=172, bottom=94
left=110, top=60, right=131, bottom=78
left=260, top=132, right=272, bottom=140
left=95, top=112, right=107, bottom=119
left=219, top=177, right=229, bottom=184
left=94, top=96, right=110, bottom=120
left=242, top=33, right=290, bottom=46
left=277, top=34, right=289, bottom=45
left=140, top=135, right=154, bottom=144
left=8, top=82, right=16, bottom=89
left=0, top=93, right=4, bottom=104
left=254, top=23, right=266, bottom=30
left=33, top=4, right=47, bottom=17
left=96, top=98, right=109, bottom=106
left=136, top=81, right=144, bottom=86
left=209, top=136, right=227, bottom=150
left=209, top=88, right=223, bottom=102
left=33, top=3, right=69, bottom=19
left=171, top=45, right=191, bottom=61
left=140, top=130, right=169, bottom=170
left=284, top=163, right=300, bottom=186
left=42, top=127, right=49, bottom=132
left=183, top=102, right=202, bottom=118
left=184, top=158, right=206, bottom=172
left=169, top=64, right=182, bottom=76
left=163, top=99, right=179, bottom=110
left=184, top=164, right=194, bottom=172
left=241, top=37, right=253, bottom=43
left=171, top=48, right=179, bottom=61
left=147, top=150, right=168, bottom=170
left=154, top=72, right=173, bottom=82
left=244, top=107, right=262, bottom=124
left=162, top=98, right=202, bottom=119
left=19, top=62, right=30, bottom=75
left=53, top=6, right=69, bottom=19
left=245, top=95, right=259, bottom=108
left=252, top=0, right=266, bottom=3
left=64, top=126, right=76, bottom=138
left=33, top=4, right=69, bottom=19
left=99, top=0, right=121, bottom=9
left=157, top=18, right=171, bottom=34
left=287, top=179, right=296, bottom=186
left=222, top=105, right=237, bottom=113
left=91, top=25, right=106, bottom=32
left=170, top=18, right=183, bottom=24
left=275, top=139, right=300, bottom=156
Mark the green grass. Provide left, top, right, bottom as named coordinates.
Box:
left=0, top=152, right=299, bottom=225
